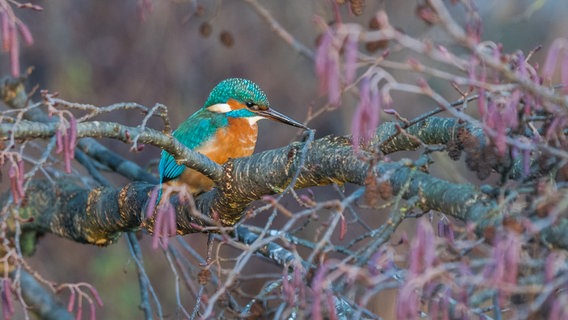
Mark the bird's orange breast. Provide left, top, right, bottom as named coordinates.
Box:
left=169, top=118, right=259, bottom=193
left=199, top=117, right=259, bottom=163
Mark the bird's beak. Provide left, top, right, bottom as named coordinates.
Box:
left=258, top=108, right=309, bottom=130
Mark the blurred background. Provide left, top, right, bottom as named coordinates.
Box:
left=2, top=0, right=567, bottom=318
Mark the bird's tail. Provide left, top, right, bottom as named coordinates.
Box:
left=156, top=172, right=165, bottom=205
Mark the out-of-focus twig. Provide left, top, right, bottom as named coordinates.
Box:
left=241, top=0, right=314, bottom=60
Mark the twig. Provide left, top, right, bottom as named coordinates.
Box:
left=126, top=233, right=162, bottom=320
left=241, top=0, right=314, bottom=60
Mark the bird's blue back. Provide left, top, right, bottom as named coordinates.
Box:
left=158, top=109, right=229, bottom=183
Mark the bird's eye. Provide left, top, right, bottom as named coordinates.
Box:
left=246, top=101, right=260, bottom=111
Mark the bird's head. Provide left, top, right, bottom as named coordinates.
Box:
left=203, top=78, right=308, bottom=129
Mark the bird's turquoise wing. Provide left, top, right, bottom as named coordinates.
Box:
left=159, top=151, right=185, bottom=182
left=158, top=109, right=227, bottom=182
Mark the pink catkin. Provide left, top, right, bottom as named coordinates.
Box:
left=545, top=252, right=558, bottom=282
left=282, top=269, right=294, bottom=305
left=137, top=0, right=153, bottom=21
left=8, top=164, right=21, bottom=203
left=90, top=303, right=96, bottom=320
left=53, top=115, right=78, bottom=174
left=146, top=188, right=159, bottom=218
left=506, top=90, right=521, bottom=129
left=343, top=33, right=358, bottom=85
left=9, top=26, right=19, bottom=77
left=467, top=56, right=477, bottom=85
left=491, top=45, right=503, bottom=83
left=397, top=219, right=436, bottom=319
left=2, top=279, right=13, bottom=319
left=369, top=88, right=380, bottom=134
left=86, top=284, right=104, bottom=307
left=549, top=117, right=568, bottom=141
left=167, top=202, right=176, bottom=237
left=429, top=296, right=439, bottom=320
left=562, top=50, right=568, bottom=93
left=0, top=10, right=36, bottom=78
left=466, top=17, right=481, bottom=44
left=522, top=148, right=530, bottom=177
left=503, top=233, right=521, bottom=284
left=55, top=129, right=63, bottom=153
left=68, top=115, right=77, bottom=159
left=152, top=204, right=165, bottom=249
left=315, top=28, right=342, bottom=106
left=549, top=291, right=568, bottom=320
left=441, top=291, right=450, bottom=320
left=153, top=203, right=176, bottom=249
left=524, top=94, right=535, bottom=116
left=293, top=263, right=305, bottom=302
left=396, top=284, right=419, bottom=320
left=315, top=31, right=333, bottom=94
left=352, top=78, right=380, bottom=151
left=351, top=100, right=365, bottom=151
left=367, top=246, right=394, bottom=276
left=76, top=297, right=83, bottom=320
left=16, top=21, right=33, bottom=46
left=516, top=52, right=527, bottom=78
left=542, top=39, right=563, bottom=81
left=545, top=117, right=559, bottom=141
left=338, top=214, right=346, bottom=241
left=63, top=128, right=71, bottom=173
left=438, top=219, right=455, bottom=243
left=1, top=11, right=10, bottom=51
left=483, top=232, right=520, bottom=290
left=477, top=89, right=486, bottom=119
left=310, top=263, right=329, bottom=320
left=327, top=57, right=341, bottom=106
left=409, top=219, right=435, bottom=275
left=326, top=292, right=337, bottom=320
left=67, top=289, right=76, bottom=312
left=487, top=100, right=508, bottom=156
left=549, top=298, right=562, bottom=320
left=16, top=159, right=24, bottom=198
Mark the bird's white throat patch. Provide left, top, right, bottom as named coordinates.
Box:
left=246, top=116, right=264, bottom=124
left=206, top=103, right=232, bottom=113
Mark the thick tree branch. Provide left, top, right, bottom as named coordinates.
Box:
left=4, top=115, right=560, bottom=248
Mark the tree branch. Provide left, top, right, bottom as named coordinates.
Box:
left=2, top=112, right=566, bottom=249
left=17, top=270, right=73, bottom=320
left=0, top=76, right=159, bottom=183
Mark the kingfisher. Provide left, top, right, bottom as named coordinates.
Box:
left=159, top=78, right=308, bottom=196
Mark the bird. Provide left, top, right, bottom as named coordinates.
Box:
left=158, top=78, right=308, bottom=197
